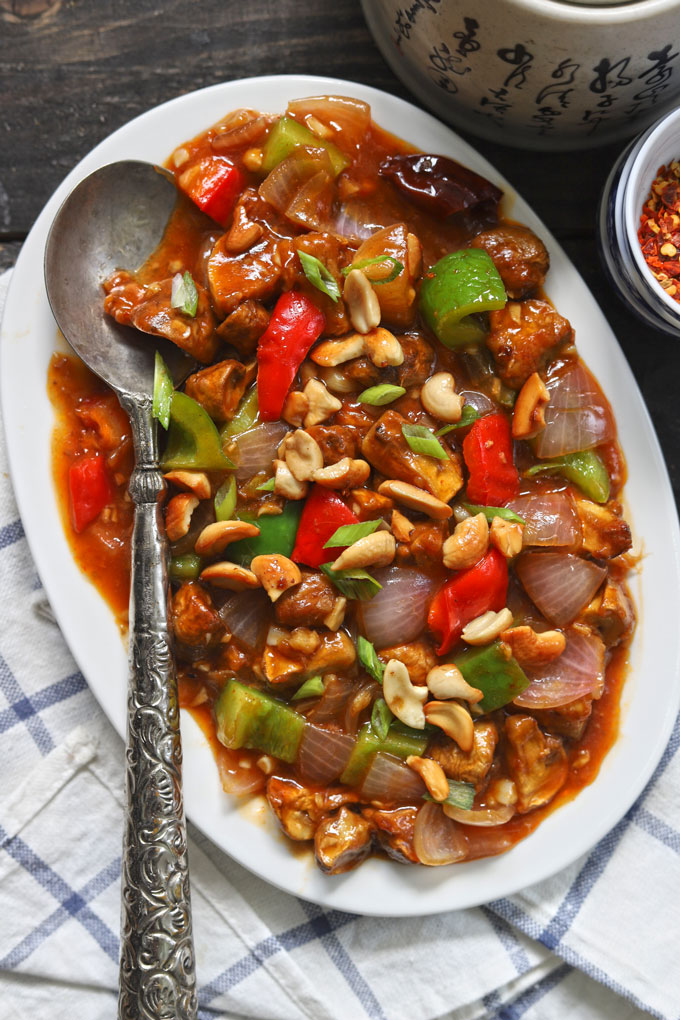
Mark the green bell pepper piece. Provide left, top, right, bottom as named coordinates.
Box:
left=169, top=553, right=202, bottom=581
left=220, top=384, right=259, bottom=442
left=419, top=249, right=507, bottom=348
left=526, top=450, right=611, bottom=504
left=340, top=721, right=428, bottom=787
left=161, top=392, right=235, bottom=471
left=152, top=351, right=174, bottom=430
left=261, top=116, right=349, bottom=176
left=455, top=641, right=530, bottom=713
left=216, top=679, right=306, bottom=763
left=228, top=500, right=303, bottom=565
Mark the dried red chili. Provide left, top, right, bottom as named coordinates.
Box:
left=638, top=159, right=680, bottom=303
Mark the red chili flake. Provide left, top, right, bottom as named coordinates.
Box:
left=638, top=160, right=680, bottom=304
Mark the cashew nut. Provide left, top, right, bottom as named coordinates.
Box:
left=363, top=327, right=404, bottom=367
left=311, top=334, right=366, bottom=367
left=303, top=378, right=342, bottom=427
left=318, top=365, right=361, bottom=394
left=282, top=390, right=309, bottom=427
left=377, top=479, right=452, bottom=520
left=343, top=268, right=381, bottom=333
left=406, top=232, right=422, bottom=278
left=331, top=530, right=396, bottom=571
left=250, top=554, right=302, bottom=603
left=165, top=494, right=199, bottom=542
left=442, top=513, right=489, bottom=570
left=461, top=607, right=513, bottom=645
left=273, top=459, right=308, bottom=500
left=426, top=664, right=483, bottom=704
left=512, top=371, right=550, bottom=439
left=312, top=457, right=371, bottom=489
left=195, top=519, right=260, bottom=556
left=501, top=625, right=566, bottom=667
left=163, top=470, right=211, bottom=501
left=423, top=700, right=474, bottom=752
left=391, top=508, right=415, bottom=543
left=421, top=372, right=464, bottom=423
left=323, top=597, right=347, bottom=631
left=200, top=562, right=261, bottom=591
left=406, top=755, right=449, bottom=802
left=490, top=516, right=524, bottom=558
left=487, top=778, right=518, bottom=807
left=383, top=659, right=428, bottom=729
left=288, top=627, right=321, bottom=654
left=284, top=429, right=324, bottom=482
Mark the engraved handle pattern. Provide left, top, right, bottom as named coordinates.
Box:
left=118, top=395, right=197, bottom=1020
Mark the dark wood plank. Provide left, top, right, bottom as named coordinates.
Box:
left=0, top=241, right=22, bottom=272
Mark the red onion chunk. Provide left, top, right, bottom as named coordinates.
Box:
left=505, top=492, right=580, bottom=548
left=288, top=95, right=371, bottom=150
left=516, top=552, right=606, bottom=626
left=514, top=629, right=606, bottom=709
left=361, top=752, right=426, bottom=804
left=306, top=674, right=355, bottom=725
left=219, top=589, right=271, bottom=650
left=534, top=363, right=615, bottom=458
left=233, top=422, right=289, bottom=480
left=358, top=567, right=439, bottom=650
left=413, top=801, right=467, bottom=865
left=329, top=200, right=385, bottom=242
left=216, top=745, right=266, bottom=796
left=259, top=147, right=335, bottom=230
left=458, top=389, right=498, bottom=417
left=298, top=724, right=354, bottom=785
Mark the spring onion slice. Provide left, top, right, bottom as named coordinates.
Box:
left=320, top=563, right=382, bottom=600
left=152, top=351, right=174, bottom=430
left=169, top=554, right=202, bottom=581
left=370, top=698, right=393, bottom=741
left=291, top=675, right=325, bottom=701
left=256, top=477, right=276, bottom=492
left=357, top=635, right=384, bottom=683
left=358, top=383, right=406, bottom=406
left=170, top=270, right=199, bottom=317
left=214, top=476, right=237, bottom=522
left=297, top=250, right=341, bottom=303
left=462, top=502, right=526, bottom=525
left=424, top=778, right=476, bottom=810
left=435, top=405, right=479, bottom=436
left=323, top=519, right=381, bottom=548
left=342, top=255, right=404, bottom=285
left=402, top=423, right=448, bottom=460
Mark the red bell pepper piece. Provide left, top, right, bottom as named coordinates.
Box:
left=257, top=291, right=325, bottom=421
left=178, top=155, right=244, bottom=227
left=68, top=454, right=113, bottom=534
left=291, top=484, right=358, bottom=568
left=462, top=412, right=519, bottom=505
left=427, top=548, right=508, bottom=655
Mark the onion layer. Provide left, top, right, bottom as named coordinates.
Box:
left=516, top=552, right=606, bottom=626
left=535, top=363, right=615, bottom=458
left=215, top=745, right=265, bottom=796
left=219, top=589, right=271, bottom=650
left=233, top=422, right=289, bottom=480
left=505, top=491, right=580, bottom=548
left=298, top=724, right=354, bottom=785
left=360, top=752, right=426, bottom=804
left=259, top=147, right=335, bottom=230
left=514, top=629, right=606, bottom=708
left=413, top=801, right=468, bottom=866
left=443, top=803, right=515, bottom=826
left=287, top=95, right=371, bottom=150
left=358, top=567, right=439, bottom=650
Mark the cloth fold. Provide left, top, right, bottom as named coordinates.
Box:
left=1, top=266, right=675, bottom=1019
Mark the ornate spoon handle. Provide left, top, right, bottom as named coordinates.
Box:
left=118, top=396, right=197, bottom=1020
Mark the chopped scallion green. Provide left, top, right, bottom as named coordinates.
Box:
left=298, top=250, right=341, bottom=303
left=170, top=270, right=198, bottom=317
left=402, top=423, right=448, bottom=460
left=342, top=255, right=404, bottom=285
left=357, top=636, right=384, bottom=684
left=370, top=698, right=393, bottom=741
left=214, top=475, right=237, bottom=522
left=323, top=519, right=381, bottom=548
left=462, top=502, right=526, bottom=525
left=435, top=405, right=479, bottom=436
left=291, top=676, right=325, bottom=701
left=319, top=563, right=382, bottom=600
left=256, top=477, right=276, bottom=492
left=424, top=778, right=476, bottom=810
left=152, top=351, right=174, bottom=430
left=358, top=383, right=406, bottom=406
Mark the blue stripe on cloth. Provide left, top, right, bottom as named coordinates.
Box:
left=0, top=826, right=119, bottom=961
left=490, top=963, right=572, bottom=1020
left=0, top=653, right=54, bottom=754
left=299, top=901, right=388, bottom=1020
left=0, top=519, right=24, bottom=551
left=0, top=855, right=120, bottom=968
left=480, top=905, right=532, bottom=975
left=634, top=807, right=680, bottom=854
left=0, top=672, right=86, bottom=738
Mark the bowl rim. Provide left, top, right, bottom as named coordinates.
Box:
left=510, top=0, right=678, bottom=23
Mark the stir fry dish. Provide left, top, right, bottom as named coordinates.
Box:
left=49, top=96, right=636, bottom=873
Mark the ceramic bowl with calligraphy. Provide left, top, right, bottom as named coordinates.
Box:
left=361, top=0, right=680, bottom=150
left=599, top=104, right=680, bottom=335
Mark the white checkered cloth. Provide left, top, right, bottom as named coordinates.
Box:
left=0, top=266, right=677, bottom=1020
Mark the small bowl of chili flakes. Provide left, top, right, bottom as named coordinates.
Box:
left=599, top=105, right=680, bottom=337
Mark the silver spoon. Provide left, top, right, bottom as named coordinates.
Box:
left=44, top=161, right=198, bottom=1020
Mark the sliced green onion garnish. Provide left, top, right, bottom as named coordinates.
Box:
left=435, top=405, right=480, bottom=436
left=370, top=698, right=393, bottom=741
left=343, top=255, right=404, bottom=285
left=256, top=477, right=276, bottom=492
left=291, top=675, right=325, bottom=701
left=319, top=563, right=382, bottom=600
left=323, top=519, right=381, bottom=549
left=358, top=383, right=406, bottom=406
left=424, top=778, right=476, bottom=810
left=357, top=635, right=385, bottom=684
left=170, top=270, right=199, bottom=317
left=214, top=475, right=237, bottom=522
left=221, top=384, right=259, bottom=441
left=402, top=423, right=448, bottom=460
left=462, top=503, right=526, bottom=525
left=298, top=250, right=340, bottom=303
left=152, top=351, right=174, bottom=430
left=169, top=554, right=202, bottom=581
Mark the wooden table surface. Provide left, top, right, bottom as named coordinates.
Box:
left=1, top=0, right=678, bottom=502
